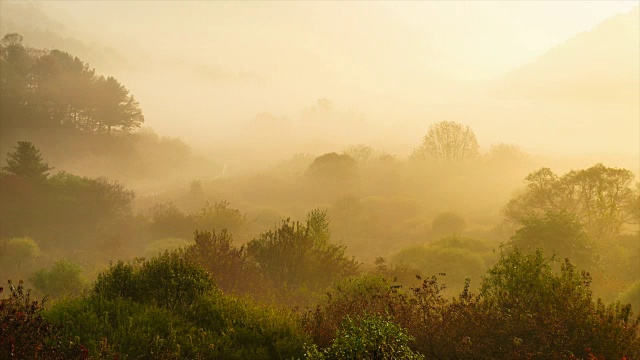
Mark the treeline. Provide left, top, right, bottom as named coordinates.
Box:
left=0, top=33, right=142, bottom=135
left=1, top=140, right=639, bottom=359
left=0, top=142, right=135, bottom=254
left=0, top=33, right=215, bottom=183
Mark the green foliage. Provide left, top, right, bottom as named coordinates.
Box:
left=29, top=259, right=88, bottom=299
left=185, top=211, right=357, bottom=304
left=93, top=251, right=215, bottom=311
left=45, top=295, right=213, bottom=359
left=1, top=141, right=53, bottom=180
left=307, top=209, right=331, bottom=245
left=0, top=147, right=136, bottom=247
left=0, top=38, right=144, bottom=134
left=195, top=200, right=245, bottom=233
left=303, top=275, right=413, bottom=348
left=44, top=250, right=309, bottom=359
left=246, top=211, right=359, bottom=292
left=148, top=201, right=193, bottom=240
left=510, top=211, right=597, bottom=269
left=306, top=314, right=424, bottom=360
left=476, top=248, right=640, bottom=359
left=178, top=294, right=309, bottom=359
left=392, top=236, right=493, bottom=291
left=186, top=229, right=267, bottom=298
left=505, top=164, right=639, bottom=241
left=307, top=250, right=640, bottom=360
left=0, top=237, right=40, bottom=277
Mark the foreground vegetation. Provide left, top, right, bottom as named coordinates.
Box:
left=2, top=246, right=639, bottom=359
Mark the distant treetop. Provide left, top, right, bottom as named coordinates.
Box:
left=412, top=121, right=480, bottom=162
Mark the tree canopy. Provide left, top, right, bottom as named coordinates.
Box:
left=505, top=163, right=639, bottom=241
left=412, top=121, right=480, bottom=162
left=0, top=33, right=144, bottom=136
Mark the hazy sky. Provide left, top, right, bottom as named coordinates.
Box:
left=41, top=1, right=638, bottom=79
left=2, top=1, right=638, bottom=157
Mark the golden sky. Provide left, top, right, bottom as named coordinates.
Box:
left=2, top=1, right=638, bottom=157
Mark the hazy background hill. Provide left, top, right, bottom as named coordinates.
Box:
left=499, top=6, right=639, bottom=105
left=1, top=2, right=638, bottom=175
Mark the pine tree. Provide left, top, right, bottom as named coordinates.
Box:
left=2, top=141, right=53, bottom=180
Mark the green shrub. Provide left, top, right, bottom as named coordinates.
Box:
left=303, top=274, right=413, bottom=348
left=392, top=236, right=493, bottom=291
left=510, top=211, right=597, bottom=270
left=93, top=251, right=215, bottom=310
left=246, top=211, right=359, bottom=292
left=476, top=248, right=640, bottom=359
left=185, top=229, right=268, bottom=299
left=0, top=237, right=41, bottom=277
left=306, top=313, right=424, bottom=360
left=45, top=295, right=215, bottom=359
left=44, top=250, right=309, bottom=359
left=179, top=294, right=309, bottom=359
left=29, top=259, right=88, bottom=299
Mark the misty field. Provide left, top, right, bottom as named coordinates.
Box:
left=1, top=2, right=639, bottom=359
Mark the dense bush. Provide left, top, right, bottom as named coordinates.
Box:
left=246, top=210, right=359, bottom=294
left=509, top=211, right=597, bottom=270
left=473, top=248, right=640, bottom=359
left=43, top=250, right=309, bottom=359
left=392, top=235, right=494, bottom=291
left=93, top=251, right=214, bottom=311
left=0, top=237, right=41, bottom=281
left=306, top=249, right=640, bottom=359
left=0, top=281, right=82, bottom=359
left=306, top=313, right=424, bottom=360
left=29, top=259, right=88, bottom=299
left=303, top=274, right=414, bottom=348
left=185, top=229, right=268, bottom=298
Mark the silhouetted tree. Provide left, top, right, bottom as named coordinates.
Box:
left=412, top=121, right=480, bottom=161
left=1, top=141, right=53, bottom=180
left=306, top=152, right=357, bottom=180
left=505, top=164, right=639, bottom=241
left=1, top=34, right=144, bottom=135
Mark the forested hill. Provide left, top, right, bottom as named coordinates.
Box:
left=0, top=33, right=218, bottom=185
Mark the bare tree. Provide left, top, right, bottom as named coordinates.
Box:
left=412, top=121, right=480, bottom=161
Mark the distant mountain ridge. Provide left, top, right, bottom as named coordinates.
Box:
left=498, top=6, right=639, bottom=104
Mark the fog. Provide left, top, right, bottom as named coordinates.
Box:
left=1, top=1, right=638, bottom=170
left=1, top=3, right=639, bottom=357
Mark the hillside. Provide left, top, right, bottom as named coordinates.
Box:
left=498, top=7, right=639, bottom=104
